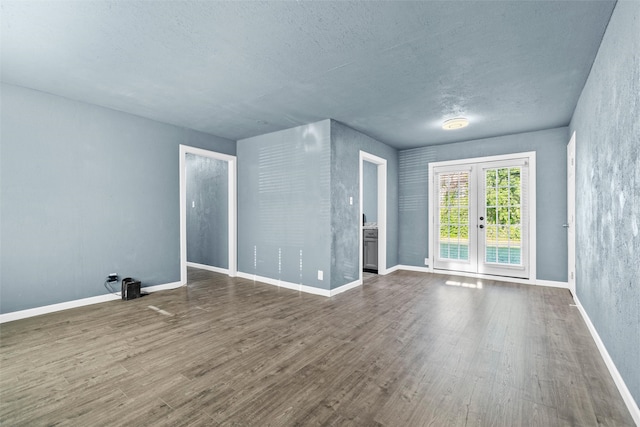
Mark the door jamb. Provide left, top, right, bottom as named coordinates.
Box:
left=359, top=151, right=388, bottom=284
left=567, top=132, right=576, bottom=296
left=179, top=145, right=237, bottom=285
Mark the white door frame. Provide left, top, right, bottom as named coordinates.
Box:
left=567, top=132, right=576, bottom=296
left=179, top=145, right=237, bottom=284
left=428, top=151, right=537, bottom=283
left=359, top=151, right=387, bottom=283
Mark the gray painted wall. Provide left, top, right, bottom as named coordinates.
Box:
left=237, top=120, right=332, bottom=289
left=569, top=1, right=640, bottom=404
left=0, top=83, right=235, bottom=314
left=363, top=161, right=378, bottom=223
left=186, top=154, right=228, bottom=269
left=330, top=120, right=399, bottom=288
left=398, top=127, right=568, bottom=282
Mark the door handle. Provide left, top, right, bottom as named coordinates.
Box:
left=562, top=224, right=570, bottom=228
left=479, top=224, right=484, bottom=229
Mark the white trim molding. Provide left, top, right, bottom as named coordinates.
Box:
left=535, top=279, right=569, bottom=289
left=383, top=265, right=402, bottom=274
left=395, top=265, right=431, bottom=273
left=393, top=266, right=568, bottom=290
left=573, top=295, right=640, bottom=426
left=0, top=294, right=121, bottom=324
left=329, top=279, right=362, bottom=297
left=359, top=151, right=388, bottom=282
left=141, top=281, right=184, bottom=294
left=179, top=145, right=237, bottom=286
left=430, top=268, right=535, bottom=285
left=186, top=262, right=229, bottom=275
left=237, top=272, right=330, bottom=297
left=0, top=280, right=184, bottom=324
left=428, top=151, right=537, bottom=283
left=237, top=272, right=364, bottom=298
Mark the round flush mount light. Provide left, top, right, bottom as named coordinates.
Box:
left=442, top=117, right=469, bottom=130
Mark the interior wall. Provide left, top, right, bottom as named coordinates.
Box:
left=330, top=120, right=399, bottom=288
left=0, top=83, right=235, bottom=314
left=237, top=120, right=332, bottom=290
left=186, top=153, right=228, bottom=269
left=569, top=0, right=640, bottom=405
left=398, top=127, right=568, bottom=282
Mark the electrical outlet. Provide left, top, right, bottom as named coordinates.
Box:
left=318, top=270, right=323, bottom=281
left=107, top=273, right=118, bottom=282
left=424, top=258, right=429, bottom=266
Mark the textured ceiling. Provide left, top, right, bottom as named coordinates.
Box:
left=1, top=1, right=615, bottom=149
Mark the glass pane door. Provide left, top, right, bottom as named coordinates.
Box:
left=432, top=157, right=530, bottom=279
left=434, top=169, right=477, bottom=273
left=478, top=161, right=529, bottom=278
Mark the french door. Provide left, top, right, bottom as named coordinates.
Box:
left=433, top=156, right=531, bottom=279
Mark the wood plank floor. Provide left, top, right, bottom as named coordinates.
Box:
left=0, top=268, right=634, bottom=426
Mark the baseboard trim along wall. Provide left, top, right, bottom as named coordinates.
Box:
left=186, top=262, right=229, bottom=275
left=573, top=295, right=640, bottom=426
left=535, top=279, right=569, bottom=289
left=236, top=272, right=365, bottom=298
left=0, top=280, right=184, bottom=324
left=141, top=281, right=184, bottom=293
left=383, top=265, right=401, bottom=274
left=236, top=272, right=331, bottom=296
left=330, top=279, right=361, bottom=297
left=395, top=265, right=431, bottom=273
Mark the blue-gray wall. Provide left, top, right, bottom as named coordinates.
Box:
left=398, top=127, right=568, bottom=282
left=186, top=153, right=228, bottom=269
left=237, top=120, right=332, bottom=289
left=330, top=120, right=399, bottom=288
left=0, top=83, right=235, bottom=314
left=363, top=161, right=378, bottom=223
left=569, top=1, right=640, bottom=405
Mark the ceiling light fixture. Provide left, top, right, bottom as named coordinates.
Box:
left=442, top=117, right=469, bottom=130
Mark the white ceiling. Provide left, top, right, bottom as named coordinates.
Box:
left=1, top=1, right=616, bottom=149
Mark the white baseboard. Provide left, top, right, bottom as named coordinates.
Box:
left=0, top=293, right=120, bottom=324
left=0, top=280, right=185, bottom=324
left=431, top=268, right=536, bottom=285
left=396, top=266, right=568, bottom=290
left=573, top=295, right=640, bottom=426
left=238, top=272, right=365, bottom=298
left=396, top=265, right=432, bottom=273
left=329, top=279, right=361, bottom=296
left=186, top=262, right=228, bottom=275
left=535, top=279, right=569, bottom=289
left=142, top=281, right=184, bottom=293
left=383, top=265, right=401, bottom=274
left=237, top=272, right=330, bottom=297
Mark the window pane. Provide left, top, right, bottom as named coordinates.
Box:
left=460, top=208, right=469, bottom=224
left=510, top=208, right=521, bottom=225
left=485, top=207, right=496, bottom=225
left=498, top=168, right=509, bottom=186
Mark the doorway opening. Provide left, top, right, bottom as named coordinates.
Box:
left=428, top=152, right=536, bottom=281
left=359, top=151, right=387, bottom=284
left=179, top=145, right=237, bottom=284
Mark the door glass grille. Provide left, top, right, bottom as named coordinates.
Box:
left=485, top=167, right=521, bottom=265
left=438, top=172, right=470, bottom=261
